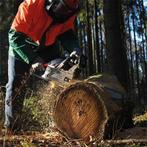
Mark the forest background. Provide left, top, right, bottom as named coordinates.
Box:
left=1, top=0, right=147, bottom=106
left=0, top=0, right=147, bottom=146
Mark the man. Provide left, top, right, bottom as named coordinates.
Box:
left=5, top=0, right=82, bottom=133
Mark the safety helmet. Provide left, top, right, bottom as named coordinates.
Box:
left=45, top=0, right=80, bottom=23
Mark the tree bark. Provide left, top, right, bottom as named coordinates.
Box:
left=103, top=0, right=130, bottom=91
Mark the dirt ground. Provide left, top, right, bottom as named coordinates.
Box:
left=0, top=127, right=147, bottom=146
left=115, top=127, right=147, bottom=140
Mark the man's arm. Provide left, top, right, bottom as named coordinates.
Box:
left=9, top=29, right=38, bottom=64
left=58, top=29, right=87, bottom=69
left=9, top=0, right=39, bottom=64
left=58, top=29, right=81, bottom=55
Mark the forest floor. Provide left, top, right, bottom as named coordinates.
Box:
left=0, top=84, right=147, bottom=147
left=0, top=123, right=147, bottom=147
left=0, top=115, right=147, bottom=147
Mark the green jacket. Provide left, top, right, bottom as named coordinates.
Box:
left=9, top=29, right=80, bottom=64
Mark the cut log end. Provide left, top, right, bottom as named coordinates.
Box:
left=54, top=82, right=112, bottom=141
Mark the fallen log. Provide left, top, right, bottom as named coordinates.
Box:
left=53, top=74, right=133, bottom=142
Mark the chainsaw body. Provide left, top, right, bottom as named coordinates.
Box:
left=33, top=57, right=79, bottom=83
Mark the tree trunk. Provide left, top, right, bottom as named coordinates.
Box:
left=103, top=0, right=130, bottom=91
left=0, top=31, right=8, bottom=85
left=86, top=0, right=94, bottom=75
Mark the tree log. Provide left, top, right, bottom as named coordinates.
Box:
left=53, top=74, right=129, bottom=142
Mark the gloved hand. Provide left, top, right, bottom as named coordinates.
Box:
left=69, top=51, right=80, bottom=65
left=70, top=51, right=80, bottom=58
left=31, top=57, right=45, bottom=72
left=57, top=51, right=79, bottom=70
left=69, top=51, right=87, bottom=68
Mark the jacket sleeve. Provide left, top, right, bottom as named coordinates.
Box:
left=58, top=29, right=81, bottom=55
left=9, top=29, right=38, bottom=64
left=9, top=0, right=39, bottom=64
left=11, top=0, right=37, bottom=32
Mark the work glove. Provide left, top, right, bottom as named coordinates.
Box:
left=31, top=57, right=45, bottom=72
left=57, top=51, right=79, bottom=70
left=70, top=51, right=87, bottom=68
left=69, top=51, right=80, bottom=65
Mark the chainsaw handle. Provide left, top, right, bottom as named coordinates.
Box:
left=42, top=56, right=80, bottom=71
left=57, top=56, right=79, bottom=70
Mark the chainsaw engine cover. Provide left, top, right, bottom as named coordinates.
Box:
left=41, top=58, right=79, bottom=83
left=47, top=58, right=64, bottom=67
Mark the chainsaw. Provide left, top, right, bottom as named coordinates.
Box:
left=32, top=56, right=80, bottom=84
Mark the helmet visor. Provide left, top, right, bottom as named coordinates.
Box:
left=49, top=0, right=78, bottom=21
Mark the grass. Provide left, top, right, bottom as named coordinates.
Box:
left=0, top=80, right=63, bottom=131
left=133, top=111, right=147, bottom=127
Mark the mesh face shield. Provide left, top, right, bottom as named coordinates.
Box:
left=45, top=0, right=79, bottom=23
